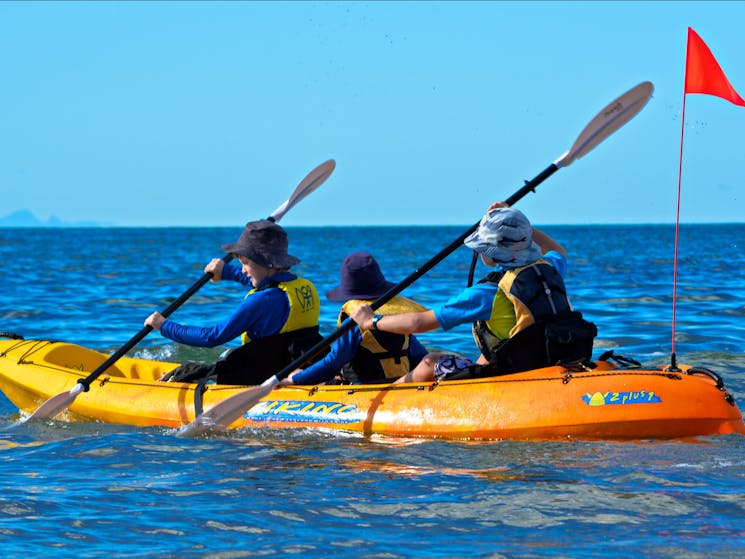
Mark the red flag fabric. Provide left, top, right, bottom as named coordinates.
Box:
left=684, top=27, right=745, bottom=106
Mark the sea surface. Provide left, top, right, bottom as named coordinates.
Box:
left=1, top=224, right=744, bottom=558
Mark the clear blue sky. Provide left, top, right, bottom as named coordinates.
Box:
left=2, top=1, right=744, bottom=226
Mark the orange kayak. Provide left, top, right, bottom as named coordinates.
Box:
left=1, top=338, right=743, bottom=440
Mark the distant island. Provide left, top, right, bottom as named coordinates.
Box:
left=0, top=209, right=111, bottom=227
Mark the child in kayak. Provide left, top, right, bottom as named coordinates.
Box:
left=280, top=252, right=428, bottom=386
left=144, top=220, right=322, bottom=385
left=350, top=202, right=596, bottom=382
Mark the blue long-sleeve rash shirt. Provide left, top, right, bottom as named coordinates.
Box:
left=160, top=265, right=297, bottom=348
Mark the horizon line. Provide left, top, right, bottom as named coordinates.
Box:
left=2, top=221, right=744, bottom=229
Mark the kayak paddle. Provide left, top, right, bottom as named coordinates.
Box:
left=23, top=159, right=336, bottom=423
left=180, top=81, right=654, bottom=437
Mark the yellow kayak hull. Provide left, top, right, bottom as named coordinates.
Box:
left=2, top=339, right=744, bottom=440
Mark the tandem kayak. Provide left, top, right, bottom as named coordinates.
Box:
left=1, top=338, right=744, bottom=440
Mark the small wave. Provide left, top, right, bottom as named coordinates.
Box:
left=0, top=309, right=42, bottom=320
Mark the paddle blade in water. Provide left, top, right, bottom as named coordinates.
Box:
left=178, top=379, right=277, bottom=437
left=23, top=384, right=83, bottom=422
left=555, top=81, right=654, bottom=168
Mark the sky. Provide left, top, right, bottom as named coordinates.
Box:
left=1, top=1, right=744, bottom=227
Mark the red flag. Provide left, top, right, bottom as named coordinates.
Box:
left=684, top=27, right=745, bottom=106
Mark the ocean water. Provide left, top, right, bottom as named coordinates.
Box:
left=1, top=224, right=744, bottom=558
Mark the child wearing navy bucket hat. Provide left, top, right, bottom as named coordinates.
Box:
left=350, top=202, right=596, bottom=382
left=280, top=252, right=429, bottom=386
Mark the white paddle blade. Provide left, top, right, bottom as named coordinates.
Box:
left=270, top=159, right=336, bottom=222
left=555, top=81, right=654, bottom=169
left=178, top=377, right=279, bottom=437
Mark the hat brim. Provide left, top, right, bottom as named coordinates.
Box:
left=221, top=242, right=301, bottom=269
left=471, top=241, right=543, bottom=269
left=326, top=280, right=396, bottom=302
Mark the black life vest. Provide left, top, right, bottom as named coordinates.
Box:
left=469, top=260, right=596, bottom=376
left=473, top=260, right=571, bottom=361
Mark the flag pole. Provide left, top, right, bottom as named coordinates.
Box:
left=668, top=89, right=687, bottom=372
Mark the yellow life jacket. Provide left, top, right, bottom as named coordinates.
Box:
left=339, top=296, right=428, bottom=382
left=473, top=259, right=571, bottom=361
left=241, top=276, right=320, bottom=345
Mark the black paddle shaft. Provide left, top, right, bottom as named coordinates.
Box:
left=77, top=254, right=235, bottom=391
left=271, top=162, right=560, bottom=382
